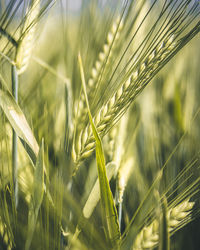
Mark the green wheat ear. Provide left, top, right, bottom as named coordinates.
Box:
left=74, top=35, right=176, bottom=164
left=133, top=199, right=195, bottom=250
left=74, top=16, right=123, bottom=125
left=73, top=1, right=200, bottom=166
left=15, top=0, right=40, bottom=75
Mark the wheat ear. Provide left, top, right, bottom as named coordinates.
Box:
left=133, top=199, right=195, bottom=250
left=15, top=0, right=40, bottom=75
left=74, top=16, right=123, bottom=129
left=73, top=35, right=175, bottom=164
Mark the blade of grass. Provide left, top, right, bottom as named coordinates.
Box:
left=78, top=53, right=121, bottom=247
left=11, top=65, right=19, bottom=209
left=83, top=162, right=117, bottom=219
left=25, top=139, right=45, bottom=250
left=0, top=74, right=39, bottom=164
left=70, top=162, right=117, bottom=248
left=0, top=74, right=54, bottom=212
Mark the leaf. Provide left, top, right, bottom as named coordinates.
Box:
left=71, top=162, right=116, bottom=247
left=0, top=74, right=54, bottom=209
left=25, top=139, right=45, bottom=250
left=83, top=162, right=117, bottom=218
left=0, top=77, right=39, bottom=164
left=78, top=53, right=121, bottom=247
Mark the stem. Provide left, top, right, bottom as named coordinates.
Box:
left=118, top=202, right=122, bottom=231
left=12, top=65, right=19, bottom=208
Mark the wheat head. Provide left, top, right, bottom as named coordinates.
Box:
left=133, top=199, right=195, bottom=250
left=74, top=16, right=123, bottom=136
left=73, top=35, right=176, bottom=164
left=15, top=0, right=40, bottom=75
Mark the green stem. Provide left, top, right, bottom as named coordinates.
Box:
left=11, top=65, right=19, bottom=208
left=118, top=202, right=122, bottom=231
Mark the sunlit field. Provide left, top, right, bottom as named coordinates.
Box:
left=0, top=1, right=200, bottom=249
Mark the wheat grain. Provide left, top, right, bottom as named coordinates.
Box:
left=74, top=16, right=124, bottom=131
left=73, top=35, right=176, bottom=164
left=15, top=0, right=40, bottom=75
left=132, top=199, right=195, bottom=250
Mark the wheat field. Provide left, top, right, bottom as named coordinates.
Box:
left=0, top=0, right=200, bottom=249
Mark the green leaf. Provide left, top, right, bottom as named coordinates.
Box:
left=0, top=74, right=54, bottom=208
left=25, top=139, right=45, bottom=250
left=78, top=53, right=121, bottom=247
left=83, top=162, right=117, bottom=219
left=71, top=162, right=117, bottom=247
left=0, top=76, right=39, bottom=164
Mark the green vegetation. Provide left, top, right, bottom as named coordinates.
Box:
left=0, top=1, right=200, bottom=249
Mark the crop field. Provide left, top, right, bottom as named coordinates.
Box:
left=0, top=0, right=200, bottom=249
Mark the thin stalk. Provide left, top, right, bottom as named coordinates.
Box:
left=118, top=202, right=122, bottom=231
left=11, top=65, right=19, bottom=208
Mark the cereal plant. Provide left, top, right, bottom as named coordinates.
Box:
left=0, top=0, right=200, bottom=249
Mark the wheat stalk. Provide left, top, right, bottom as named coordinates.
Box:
left=73, top=34, right=176, bottom=164
left=10, top=0, right=40, bottom=208
left=132, top=199, right=195, bottom=250
left=15, top=0, right=40, bottom=75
